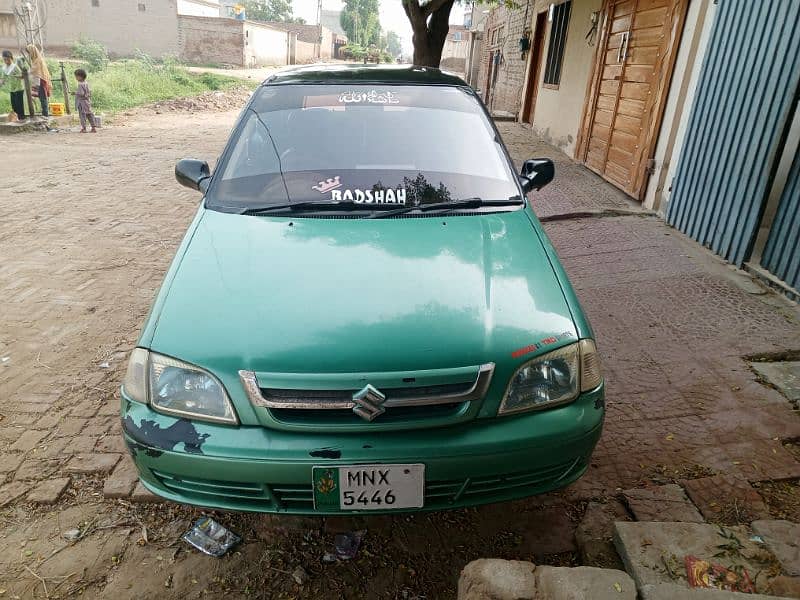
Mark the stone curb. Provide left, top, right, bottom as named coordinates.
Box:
left=457, top=559, right=636, bottom=600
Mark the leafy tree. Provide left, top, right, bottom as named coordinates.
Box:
left=385, top=30, right=402, bottom=57
left=402, top=1, right=514, bottom=67
left=242, top=0, right=300, bottom=22
left=341, top=0, right=381, bottom=48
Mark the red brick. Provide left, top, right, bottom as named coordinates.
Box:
left=65, top=453, right=120, bottom=474
left=0, top=481, right=31, bottom=507
left=27, top=477, right=70, bottom=504
left=103, top=456, right=139, bottom=498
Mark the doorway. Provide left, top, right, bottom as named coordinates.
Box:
left=521, top=11, right=548, bottom=125
left=577, top=0, right=689, bottom=200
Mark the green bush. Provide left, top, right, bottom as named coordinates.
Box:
left=0, top=59, right=248, bottom=115
left=71, top=37, right=109, bottom=71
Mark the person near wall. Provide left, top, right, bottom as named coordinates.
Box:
left=0, top=50, right=25, bottom=121
left=25, top=44, right=50, bottom=117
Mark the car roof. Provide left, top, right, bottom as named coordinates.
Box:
left=262, top=64, right=468, bottom=87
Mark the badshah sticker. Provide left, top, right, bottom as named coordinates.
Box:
left=312, top=176, right=406, bottom=205
left=338, top=90, right=400, bottom=104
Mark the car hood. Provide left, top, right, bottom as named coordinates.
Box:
left=150, top=208, right=577, bottom=375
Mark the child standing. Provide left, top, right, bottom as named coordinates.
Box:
left=0, top=50, right=25, bottom=121
left=73, top=68, right=96, bottom=133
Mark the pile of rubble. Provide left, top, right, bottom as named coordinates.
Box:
left=147, top=86, right=254, bottom=114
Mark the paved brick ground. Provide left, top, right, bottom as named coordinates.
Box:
left=0, top=111, right=223, bottom=507
left=1, top=115, right=799, bottom=597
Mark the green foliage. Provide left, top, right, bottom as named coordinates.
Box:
left=341, top=0, right=380, bottom=47
left=339, top=43, right=393, bottom=64
left=0, top=59, right=246, bottom=115
left=70, top=37, right=109, bottom=71
left=385, top=30, right=402, bottom=57
left=242, top=0, right=299, bottom=22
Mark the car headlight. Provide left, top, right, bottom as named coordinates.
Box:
left=499, top=339, right=602, bottom=415
left=122, top=349, right=238, bottom=425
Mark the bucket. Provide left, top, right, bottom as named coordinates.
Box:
left=50, top=102, right=65, bottom=116
left=94, top=115, right=102, bottom=128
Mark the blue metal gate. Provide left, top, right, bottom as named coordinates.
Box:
left=666, top=0, right=800, bottom=267
left=761, top=151, right=800, bottom=290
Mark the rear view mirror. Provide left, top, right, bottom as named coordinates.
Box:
left=520, top=158, right=555, bottom=193
left=175, top=159, right=211, bottom=193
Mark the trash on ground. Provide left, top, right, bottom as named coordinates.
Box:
left=749, top=535, right=765, bottom=544
left=292, top=566, right=310, bottom=585
left=62, top=528, right=81, bottom=541
left=182, top=517, right=240, bottom=557
left=99, top=361, right=110, bottom=368
left=1, top=357, right=9, bottom=363
left=685, top=556, right=755, bottom=593
left=332, top=530, right=365, bottom=561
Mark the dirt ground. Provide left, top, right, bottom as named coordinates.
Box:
left=1, top=89, right=799, bottom=599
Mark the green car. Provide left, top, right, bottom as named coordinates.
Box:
left=121, top=65, right=604, bottom=514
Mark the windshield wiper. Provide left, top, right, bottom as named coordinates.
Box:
left=364, top=196, right=523, bottom=219
left=240, top=201, right=366, bottom=216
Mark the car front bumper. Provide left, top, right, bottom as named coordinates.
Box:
left=122, top=386, right=604, bottom=514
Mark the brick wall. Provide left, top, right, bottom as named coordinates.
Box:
left=178, top=15, right=244, bottom=65
left=476, top=4, right=530, bottom=115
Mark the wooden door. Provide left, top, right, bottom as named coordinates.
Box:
left=522, top=12, right=548, bottom=124
left=577, top=0, right=689, bottom=199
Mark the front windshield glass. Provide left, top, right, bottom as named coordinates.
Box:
left=207, top=84, right=520, bottom=210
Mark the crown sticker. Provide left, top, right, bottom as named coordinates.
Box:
left=312, top=176, right=342, bottom=194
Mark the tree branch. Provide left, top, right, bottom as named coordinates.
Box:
left=403, top=0, right=427, bottom=33
left=421, top=0, right=454, bottom=19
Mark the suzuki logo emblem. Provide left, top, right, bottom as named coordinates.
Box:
left=352, top=384, right=386, bottom=422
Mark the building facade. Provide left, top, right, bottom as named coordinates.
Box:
left=441, top=24, right=470, bottom=77
left=0, top=0, right=181, bottom=57
left=477, top=0, right=800, bottom=298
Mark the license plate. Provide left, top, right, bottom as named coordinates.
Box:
left=313, top=464, right=425, bottom=511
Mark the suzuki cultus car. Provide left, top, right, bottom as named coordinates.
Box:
left=121, top=65, right=604, bottom=514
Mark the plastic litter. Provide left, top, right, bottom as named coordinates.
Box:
left=333, top=530, right=365, bottom=561
left=182, top=517, right=241, bottom=557
left=685, top=556, right=754, bottom=593
left=292, top=566, right=309, bottom=585
left=99, top=362, right=110, bottom=369
left=62, top=528, right=81, bottom=541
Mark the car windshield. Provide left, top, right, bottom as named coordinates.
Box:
left=206, top=84, right=521, bottom=211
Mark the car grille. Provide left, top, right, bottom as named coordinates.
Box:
left=150, top=458, right=582, bottom=513
left=269, top=402, right=466, bottom=426
left=239, top=364, right=495, bottom=431
left=260, top=381, right=473, bottom=404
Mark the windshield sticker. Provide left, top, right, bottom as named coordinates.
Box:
left=338, top=90, right=400, bottom=105
left=511, top=331, right=574, bottom=359
left=332, top=187, right=406, bottom=204
left=312, top=176, right=342, bottom=194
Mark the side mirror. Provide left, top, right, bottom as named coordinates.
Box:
left=519, top=158, right=555, bottom=193
left=175, top=159, right=211, bottom=192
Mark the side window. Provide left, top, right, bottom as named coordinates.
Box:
left=543, top=0, right=572, bottom=87
left=220, top=113, right=279, bottom=180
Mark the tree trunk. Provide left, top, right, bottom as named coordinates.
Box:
left=412, top=35, right=445, bottom=67
left=407, top=0, right=455, bottom=68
